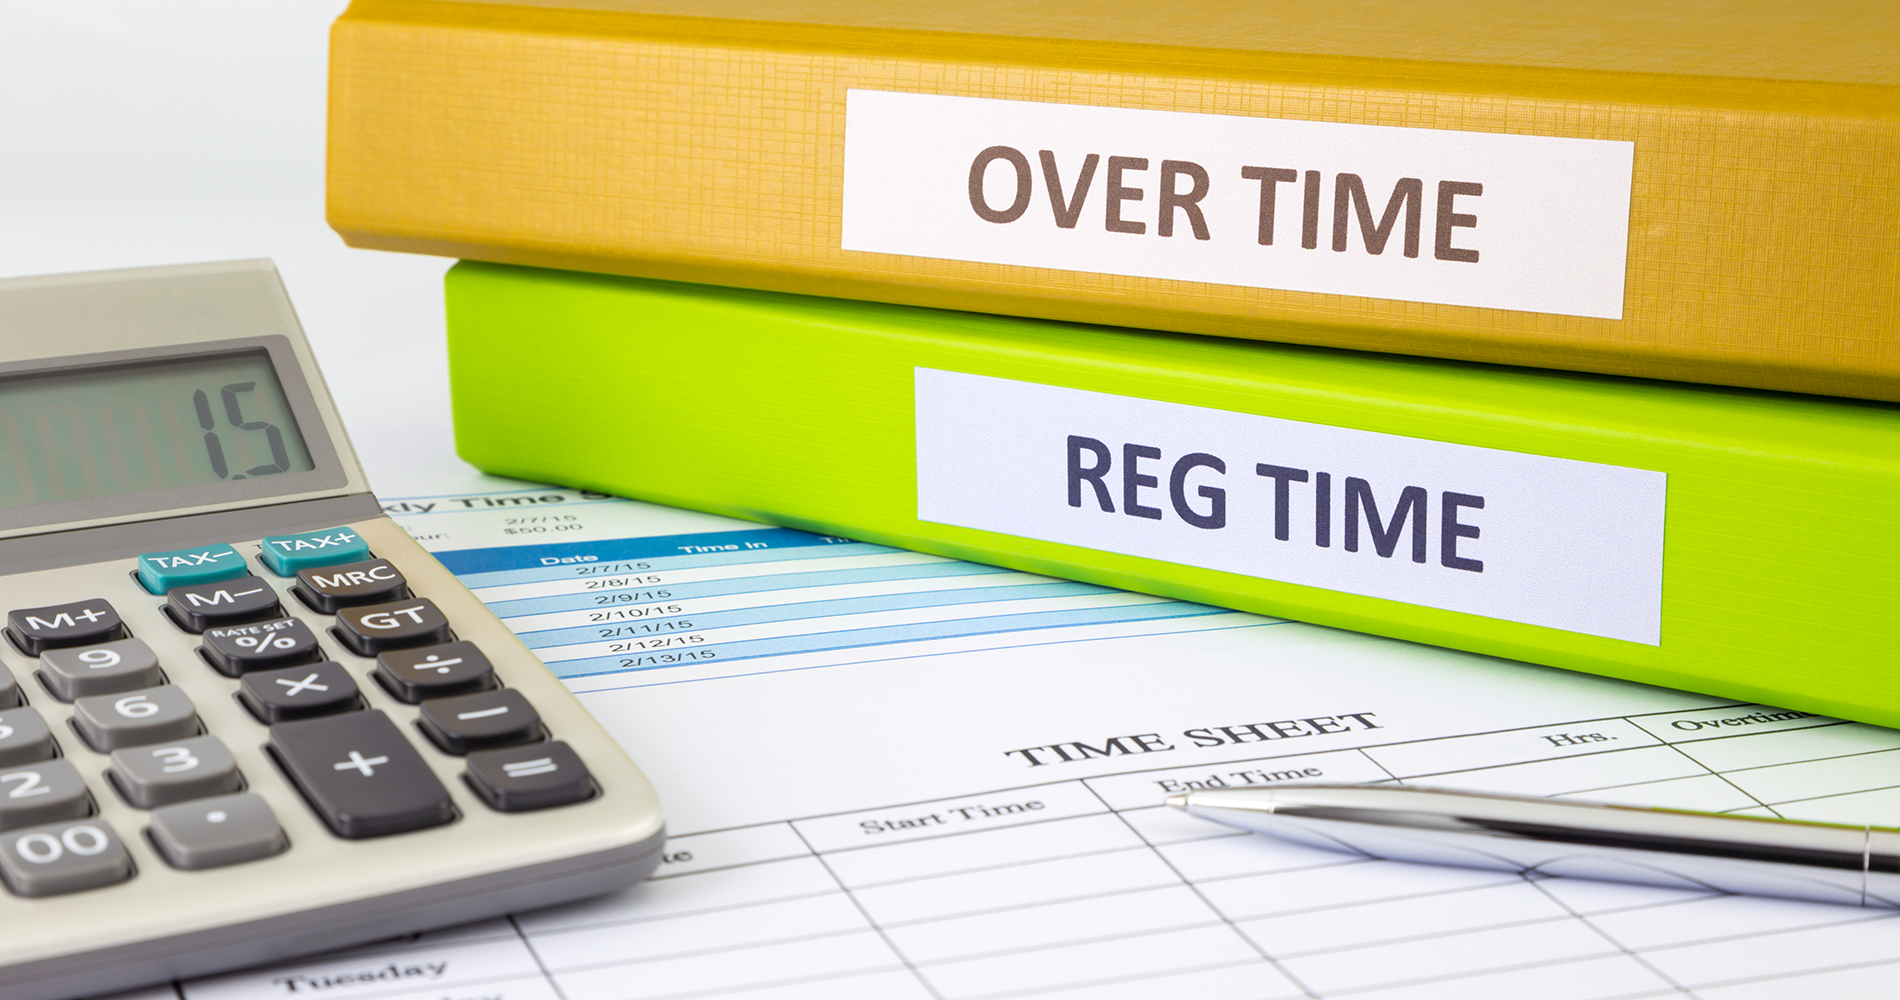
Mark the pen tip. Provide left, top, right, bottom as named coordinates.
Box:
left=1164, top=793, right=1189, bottom=811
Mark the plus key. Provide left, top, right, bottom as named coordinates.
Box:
left=268, top=711, right=453, bottom=838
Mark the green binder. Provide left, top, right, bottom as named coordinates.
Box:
left=445, top=261, right=1900, bottom=728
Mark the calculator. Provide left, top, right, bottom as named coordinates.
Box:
left=0, top=261, right=665, bottom=1000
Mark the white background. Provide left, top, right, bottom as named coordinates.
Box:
left=0, top=0, right=471, bottom=497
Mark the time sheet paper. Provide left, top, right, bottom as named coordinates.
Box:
left=156, top=483, right=1900, bottom=1000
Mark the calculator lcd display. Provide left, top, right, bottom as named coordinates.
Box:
left=0, top=351, right=315, bottom=510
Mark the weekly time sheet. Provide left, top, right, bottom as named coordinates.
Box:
left=128, top=483, right=1899, bottom=1000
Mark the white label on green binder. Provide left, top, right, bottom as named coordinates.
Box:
left=914, top=369, right=1666, bottom=645
left=843, top=90, right=1635, bottom=319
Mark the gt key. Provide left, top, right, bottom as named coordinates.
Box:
left=332, top=599, right=453, bottom=656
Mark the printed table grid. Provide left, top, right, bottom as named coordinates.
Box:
left=448, top=534, right=1244, bottom=686
left=180, top=705, right=1900, bottom=1000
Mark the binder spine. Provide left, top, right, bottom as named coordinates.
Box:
left=330, top=0, right=1900, bottom=401
left=443, top=261, right=1900, bottom=730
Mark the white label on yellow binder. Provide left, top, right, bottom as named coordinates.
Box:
left=914, top=369, right=1666, bottom=644
left=843, top=90, right=1635, bottom=319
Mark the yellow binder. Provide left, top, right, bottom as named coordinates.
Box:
left=330, top=0, right=1900, bottom=400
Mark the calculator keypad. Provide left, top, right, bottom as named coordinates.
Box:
left=268, top=711, right=455, bottom=839
left=332, top=598, right=454, bottom=656
left=0, top=819, right=133, bottom=896
left=164, top=577, right=284, bottom=633
left=147, top=793, right=286, bottom=870
left=0, top=522, right=605, bottom=899
left=0, top=761, right=94, bottom=831
left=107, top=736, right=245, bottom=809
left=71, top=686, right=201, bottom=752
left=200, top=617, right=323, bottom=676
left=7, top=600, right=128, bottom=656
left=239, top=662, right=362, bottom=722
left=39, top=638, right=164, bottom=701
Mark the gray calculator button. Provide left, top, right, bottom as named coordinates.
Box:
left=38, top=637, right=163, bottom=701
left=0, top=663, right=17, bottom=708
left=0, top=819, right=132, bottom=896
left=417, top=688, right=544, bottom=755
left=332, top=598, right=454, bottom=656
left=108, top=735, right=244, bottom=808
left=164, top=576, right=283, bottom=633
left=373, top=642, right=497, bottom=703
left=72, top=685, right=200, bottom=751
left=0, top=760, right=93, bottom=831
left=6, top=600, right=129, bottom=656
left=239, top=661, right=361, bottom=722
left=269, top=710, right=454, bottom=838
left=465, top=742, right=595, bottom=812
left=200, top=617, right=323, bottom=676
left=0, top=708, right=57, bottom=767
left=148, top=793, right=286, bottom=870
left=293, top=559, right=410, bottom=614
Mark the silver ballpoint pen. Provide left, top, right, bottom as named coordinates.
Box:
left=1167, top=784, right=1900, bottom=908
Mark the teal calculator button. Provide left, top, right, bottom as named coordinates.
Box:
left=136, top=544, right=247, bottom=594
left=258, top=527, right=371, bottom=576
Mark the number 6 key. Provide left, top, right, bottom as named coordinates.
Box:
left=71, top=686, right=201, bottom=752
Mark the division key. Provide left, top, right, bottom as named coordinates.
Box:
left=268, top=711, right=454, bottom=839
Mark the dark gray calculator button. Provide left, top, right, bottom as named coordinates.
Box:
left=293, top=559, right=411, bottom=614
left=148, top=793, right=286, bottom=870
left=0, top=663, right=17, bottom=708
left=72, top=685, right=200, bottom=751
left=373, top=642, right=497, bottom=703
left=268, top=710, right=454, bottom=839
left=200, top=617, right=323, bottom=676
left=0, top=819, right=132, bottom=896
left=38, top=637, right=163, bottom=701
left=332, top=599, right=454, bottom=657
left=240, top=662, right=361, bottom=723
left=107, top=735, right=244, bottom=808
left=0, top=708, right=56, bottom=767
left=0, top=760, right=93, bottom=831
left=6, top=600, right=128, bottom=656
left=417, top=689, right=544, bottom=755
left=164, top=576, right=284, bottom=634
left=465, top=742, right=595, bottom=812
